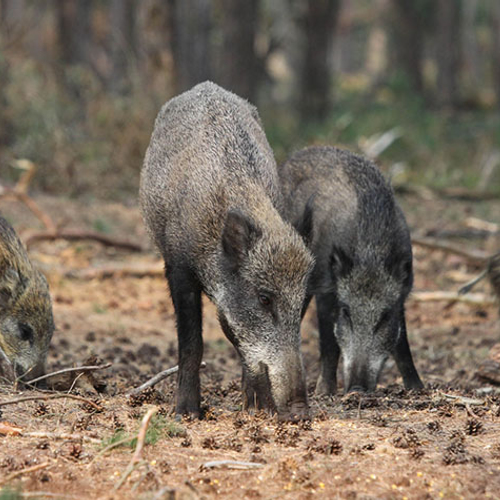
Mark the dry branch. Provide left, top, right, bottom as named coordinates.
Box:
left=440, top=393, right=485, bottom=406
left=411, top=291, right=496, bottom=306
left=395, top=184, right=500, bottom=202
left=60, top=263, right=164, bottom=280
left=25, top=230, right=143, bottom=252
left=0, top=393, right=102, bottom=410
left=0, top=160, right=56, bottom=232
left=25, top=363, right=112, bottom=386
left=115, top=407, right=157, bottom=490
left=128, top=361, right=207, bottom=395
left=411, top=237, right=489, bottom=264
left=200, top=460, right=264, bottom=470
left=22, top=431, right=100, bottom=443
left=1, top=161, right=143, bottom=253
left=0, top=461, right=51, bottom=486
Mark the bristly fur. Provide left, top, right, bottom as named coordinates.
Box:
left=140, top=82, right=314, bottom=419
left=0, top=216, right=54, bottom=380
left=279, top=145, right=423, bottom=395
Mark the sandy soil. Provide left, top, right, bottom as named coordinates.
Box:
left=0, top=193, right=499, bottom=500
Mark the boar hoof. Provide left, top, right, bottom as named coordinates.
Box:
left=314, top=376, right=337, bottom=396
left=278, top=403, right=310, bottom=423
left=346, top=385, right=367, bottom=394
left=404, top=378, right=424, bottom=390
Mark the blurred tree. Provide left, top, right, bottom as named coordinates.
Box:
left=492, top=0, right=500, bottom=109
left=216, top=0, right=260, bottom=101
left=56, top=0, right=92, bottom=67
left=462, top=0, right=480, bottom=94
left=110, top=0, right=136, bottom=93
left=387, top=0, right=433, bottom=96
left=169, top=0, right=212, bottom=92
left=299, top=0, right=341, bottom=123
left=0, top=0, right=24, bottom=32
left=435, top=0, right=462, bottom=108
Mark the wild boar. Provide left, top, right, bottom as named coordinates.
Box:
left=279, top=146, right=423, bottom=394
left=140, top=82, right=314, bottom=419
left=0, top=216, right=54, bottom=382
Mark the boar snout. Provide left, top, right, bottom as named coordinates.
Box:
left=343, top=355, right=381, bottom=393
left=268, top=353, right=309, bottom=421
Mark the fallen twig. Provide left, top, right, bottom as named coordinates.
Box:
left=0, top=393, right=102, bottom=410
left=25, top=363, right=112, bottom=386
left=411, top=291, right=496, bottom=306
left=0, top=461, right=52, bottom=486
left=18, top=492, right=80, bottom=499
left=114, top=407, right=157, bottom=490
left=440, top=393, right=485, bottom=406
left=59, top=263, right=164, bottom=280
left=128, top=361, right=207, bottom=395
left=22, top=431, right=100, bottom=443
left=0, top=421, right=23, bottom=435
left=411, top=237, right=489, bottom=264
left=25, top=230, right=143, bottom=252
left=395, top=184, right=500, bottom=202
left=200, top=460, right=264, bottom=471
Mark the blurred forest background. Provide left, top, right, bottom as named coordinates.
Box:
left=1, top=0, right=500, bottom=199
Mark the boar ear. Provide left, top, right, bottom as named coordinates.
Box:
left=386, top=251, right=413, bottom=289
left=330, top=245, right=353, bottom=279
left=398, top=258, right=413, bottom=289
left=222, top=209, right=262, bottom=271
left=294, top=194, right=315, bottom=247
left=0, top=268, right=25, bottom=308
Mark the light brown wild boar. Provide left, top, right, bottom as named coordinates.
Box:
left=140, top=81, right=314, bottom=420
left=0, top=216, right=54, bottom=382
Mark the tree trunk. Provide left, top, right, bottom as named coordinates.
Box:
left=56, top=0, right=92, bottom=67
left=299, top=0, right=341, bottom=123
left=0, top=0, right=25, bottom=30
left=109, top=0, right=136, bottom=93
left=492, top=0, right=500, bottom=109
left=435, top=0, right=462, bottom=109
left=170, top=0, right=211, bottom=92
left=462, top=0, right=480, bottom=93
left=388, top=0, right=430, bottom=95
left=216, top=0, right=260, bottom=101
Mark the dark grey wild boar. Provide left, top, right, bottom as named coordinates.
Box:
left=140, top=82, right=314, bottom=420
left=0, top=216, right=54, bottom=382
left=279, top=146, right=423, bottom=394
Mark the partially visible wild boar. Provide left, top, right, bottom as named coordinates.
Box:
left=0, top=216, right=54, bottom=382
left=279, top=146, right=423, bottom=394
left=140, top=82, right=314, bottom=420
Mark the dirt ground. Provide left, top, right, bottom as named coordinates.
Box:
left=0, top=192, right=499, bottom=500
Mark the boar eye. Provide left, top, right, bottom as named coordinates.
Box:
left=375, top=309, right=392, bottom=332
left=18, top=323, right=34, bottom=345
left=339, top=304, right=351, bottom=321
left=258, top=293, right=272, bottom=307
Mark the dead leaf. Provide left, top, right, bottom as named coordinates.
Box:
left=0, top=421, right=23, bottom=436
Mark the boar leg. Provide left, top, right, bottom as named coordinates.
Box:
left=315, top=293, right=340, bottom=395
left=166, top=264, right=203, bottom=417
left=241, top=364, right=258, bottom=410
left=218, top=312, right=272, bottom=412
left=393, top=307, right=424, bottom=390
